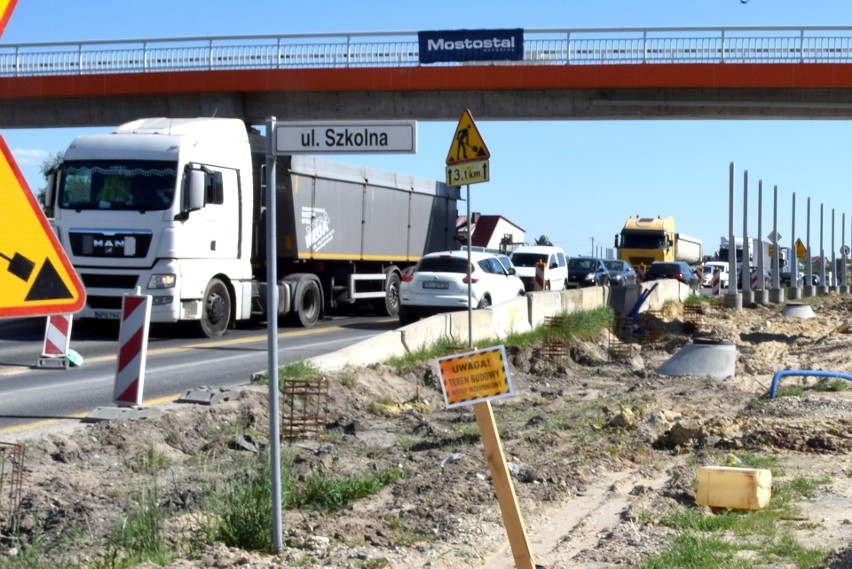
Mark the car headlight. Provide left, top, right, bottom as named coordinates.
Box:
left=148, top=273, right=176, bottom=289
left=584, top=273, right=594, bottom=281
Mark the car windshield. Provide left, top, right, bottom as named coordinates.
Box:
left=648, top=263, right=681, bottom=275
left=59, top=160, right=178, bottom=211
left=569, top=259, right=596, bottom=270
left=417, top=256, right=470, bottom=274
left=510, top=253, right=547, bottom=267
left=603, top=261, right=623, bottom=271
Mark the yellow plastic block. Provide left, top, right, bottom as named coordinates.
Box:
left=695, top=466, right=772, bottom=510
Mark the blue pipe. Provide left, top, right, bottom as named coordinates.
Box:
left=769, top=369, right=852, bottom=399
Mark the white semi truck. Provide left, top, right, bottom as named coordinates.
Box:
left=46, top=117, right=460, bottom=337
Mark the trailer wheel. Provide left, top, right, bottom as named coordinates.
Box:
left=198, top=277, right=231, bottom=338
left=379, top=271, right=402, bottom=317
left=290, top=277, right=322, bottom=328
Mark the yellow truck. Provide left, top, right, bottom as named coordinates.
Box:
left=614, top=216, right=702, bottom=272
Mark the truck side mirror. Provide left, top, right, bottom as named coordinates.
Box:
left=44, top=167, right=58, bottom=209
left=184, top=169, right=206, bottom=212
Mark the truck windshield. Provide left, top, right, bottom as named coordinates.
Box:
left=59, top=160, right=178, bottom=211
left=621, top=233, right=665, bottom=249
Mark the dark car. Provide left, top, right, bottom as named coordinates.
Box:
left=644, top=261, right=699, bottom=290
left=567, top=256, right=611, bottom=288
left=603, top=259, right=637, bottom=286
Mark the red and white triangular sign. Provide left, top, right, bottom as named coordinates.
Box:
left=0, top=136, right=86, bottom=317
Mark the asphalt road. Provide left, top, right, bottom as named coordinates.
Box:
left=0, top=314, right=397, bottom=434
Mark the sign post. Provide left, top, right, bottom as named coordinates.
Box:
left=442, top=113, right=534, bottom=569
left=435, top=346, right=534, bottom=569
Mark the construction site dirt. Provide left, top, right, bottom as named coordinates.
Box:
left=5, top=294, right=852, bottom=568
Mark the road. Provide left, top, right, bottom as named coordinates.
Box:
left=0, top=314, right=397, bottom=434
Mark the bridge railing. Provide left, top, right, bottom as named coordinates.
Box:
left=1, top=27, right=852, bottom=77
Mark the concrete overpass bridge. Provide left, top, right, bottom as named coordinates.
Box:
left=1, top=26, right=852, bottom=128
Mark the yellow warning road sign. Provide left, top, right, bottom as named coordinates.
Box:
left=0, top=0, right=17, bottom=38
left=796, top=238, right=807, bottom=260
left=446, top=109, right=490, bottom=165
left=0, top=136, right=85, bottom=317
left=436, top=345, right=514, bottom=409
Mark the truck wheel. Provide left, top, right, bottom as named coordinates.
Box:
left=379, top=271, right=402, bottom=317
left=198, top=277, right=231, bottom=338
left=291, top=278, right=322, bottom=328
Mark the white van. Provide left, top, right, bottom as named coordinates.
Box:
left=702, top=261, right=730, bottom=288
left=509, top=245, right=568, bottom=291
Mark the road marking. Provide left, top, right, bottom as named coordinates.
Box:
left=0, top=393, right=182, bottom=436
left=0, top=324, right=349, bottom=376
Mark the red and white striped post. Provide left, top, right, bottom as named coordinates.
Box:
left=37, top=314, right=73, bottom=368
left=534, top=260, right=546, bottom=291
left=711, top=268, right=721, bottom=296
left=114, top=292, right=152, bottom=406
left=750, top=268, right=760, bottom=291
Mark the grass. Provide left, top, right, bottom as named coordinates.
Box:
left=205, top=453, right=403, bottom=552
left=639, top=471, right=831, bottom=568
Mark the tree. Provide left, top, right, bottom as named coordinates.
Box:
left=534, top=235, right=553, bottom=246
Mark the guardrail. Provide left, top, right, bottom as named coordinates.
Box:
left=1, top=27, right=852, bottom=77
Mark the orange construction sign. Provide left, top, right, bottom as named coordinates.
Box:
left=0, top=137, right=85, bottom=317
left=435, top=345, right=514, bottom=409
left=446, top=109, right=490, bottom=165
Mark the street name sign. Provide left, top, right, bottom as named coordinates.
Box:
left=275, top=121, right=417, bottom=154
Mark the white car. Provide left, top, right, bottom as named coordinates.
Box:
left=399, top=250, right=525, bottom=324
left=509, top=245, right=569, bottom=291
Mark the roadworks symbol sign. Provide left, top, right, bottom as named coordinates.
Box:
left=446, top=109, right=490, bottom=165
left=0, top=136, right=85, bottom=317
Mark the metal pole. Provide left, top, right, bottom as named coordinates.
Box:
left=820, top=203, right=826, bottom=292
left=466, top=184, right=473, bottom=349
left=771, top=185, right=780, bottom=290
left=805, top=197, right=813, bottom=296
left=741, top=170, right=752, bottom=305
left=789, top=192, right=800, bottom=299
left=843, top=212, right=848, bottom=293
left=724, top=162, right=741, bottom=309
left=831, top=208, right=836, bottom=289
left=757, top=180, right=764, bottom=291
left=264, top=117, right=283, bottom=552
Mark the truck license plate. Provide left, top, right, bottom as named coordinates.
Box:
left=423, top=281, right=449, bottom=289
left=94, top=310, right=121, bottom=320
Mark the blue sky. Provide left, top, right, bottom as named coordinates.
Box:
left=3, top=0, right=852, bottom=258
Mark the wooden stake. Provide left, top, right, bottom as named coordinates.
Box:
left=473, top=400, right=535, bottom=569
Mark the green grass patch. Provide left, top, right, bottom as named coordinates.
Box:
left=252, top=359, right=323, bottom=385
left=642, top=473, right=831, bottom=568
left=206, top=453, right=403, bottom=552
left=812, top=378, right=848, bottom=392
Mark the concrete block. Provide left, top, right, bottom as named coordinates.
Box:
left=696, top=466, right=772, bottom=510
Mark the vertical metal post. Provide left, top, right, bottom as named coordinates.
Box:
left=769, top=184, right=783, bottom=302
left=724, top=162, right=741, bottom=309
left=466, top=184, right=473, bottom=349
left=805, top=197, right=813, bottom=296
left=831, top=208, right=837, bottom=289
left=756, top=180, right=765, bottom=291
left=842, top=212, right=848, bottom=293
left=265, top=117, right=283, bottom=553
left=789, top=192, right=800, bottom=299
left=819, top=203, right=826, bottom=293
left=741, top=170, right=752, bottom=305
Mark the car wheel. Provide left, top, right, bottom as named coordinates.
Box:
left=477, top=295, right=492, bottom=309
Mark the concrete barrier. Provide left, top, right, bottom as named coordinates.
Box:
left=309, top=280, right=693, bottom=371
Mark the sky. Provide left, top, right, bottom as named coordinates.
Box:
left=3, top=0, right=852, bottom=259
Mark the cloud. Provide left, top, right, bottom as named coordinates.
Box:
left=11, top=148, right=51, bottom=167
